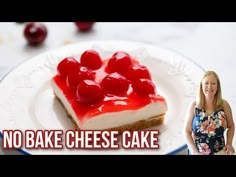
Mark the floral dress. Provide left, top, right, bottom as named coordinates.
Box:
left=192, top=107, right=227, bottom=155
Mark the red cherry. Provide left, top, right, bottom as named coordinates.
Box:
left=80, top=50, right=102, bottom=70
left=57, top=57, right=80, bottom=79
left=106, top=51, right=133, bottom=74
left=74, top=22, right=95, bottom=32
left=24, top=22, right=47, bottom=45
left=101, top=72, right=130, bottom=95
left=132, top=79, right=156, bottom=96
left=66, top=66, right=95, bottom=90
left=76, top=80, right=103, bottom=104
left=126, top=64, right=151, bottom=81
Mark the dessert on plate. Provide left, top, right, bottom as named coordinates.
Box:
left=51, top=49, right=168, bottom=131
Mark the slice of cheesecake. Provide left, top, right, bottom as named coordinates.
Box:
left=51, top=50, right=167, bottom=131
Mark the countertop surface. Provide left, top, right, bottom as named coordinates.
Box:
left=0, top=22, right=236, bottom=155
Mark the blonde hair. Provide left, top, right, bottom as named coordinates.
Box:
left=196, top=71, right=224, bottom=111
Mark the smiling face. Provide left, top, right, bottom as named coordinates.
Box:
left=202, top=74, right=218, bottom=98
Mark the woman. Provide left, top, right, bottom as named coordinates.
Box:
left=184, top=71, right=235, bottom=155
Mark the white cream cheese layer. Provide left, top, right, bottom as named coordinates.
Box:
left=51, top=80, right=167, bottom=130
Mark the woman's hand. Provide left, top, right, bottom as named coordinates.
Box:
left=191, top=150, right=209, bottom=155
left=224, top=144, right=235, bottom=155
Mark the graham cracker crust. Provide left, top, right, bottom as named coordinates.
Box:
left=55, top=93, right=165, bottom=131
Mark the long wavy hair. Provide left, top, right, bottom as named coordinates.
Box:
left=196, top=71, right=224, bottom=111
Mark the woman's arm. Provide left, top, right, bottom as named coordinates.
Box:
left=224, top=100, right=235, bottom=154
left=184, top=101, right=199, bottom=155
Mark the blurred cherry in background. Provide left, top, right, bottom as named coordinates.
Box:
left=74, top=22, right=95, bottom=32
left=24, top=22, right=48, bottom=45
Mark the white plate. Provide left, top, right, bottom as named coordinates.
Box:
left=0, top=40, right=204, bottom=155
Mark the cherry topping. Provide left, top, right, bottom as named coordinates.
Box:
left=74, top=22, right=95, bottom=32
left=57, top=57, right=80, bottom=79
left=106, top=51, right=132, bottom=74
left=101, top=72, right=130, bottom=95
left=126, top=64, right=151, bottom=81
left=132, top=79, right=156, bottom=96
left=66, top=66, right=95, bottom=90
left=24, top=22, right=47, bottom=45
left=76, top=80, right=103, bottom=104
left=80, top=50, right=102, bottom=70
